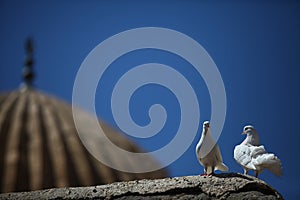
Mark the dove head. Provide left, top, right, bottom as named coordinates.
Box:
left=203, top=121, right=210, bottom=129
left=242, top=125, right=260, bottom=145
left=200, top=121, right=210, bottom=137
left=243, top=125, right=255, bottom=134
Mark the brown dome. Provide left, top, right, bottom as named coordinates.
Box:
left=0, top=88, right=167, bottom=193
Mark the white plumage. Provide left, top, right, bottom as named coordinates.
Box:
left=234, top=125, right=282, bottom=177
left=196, top=121, right=228, bottom=175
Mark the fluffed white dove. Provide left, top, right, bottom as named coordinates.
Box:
left=196, top=121, right=228, bottom=175
left=234, top=125, right=282, bottom=177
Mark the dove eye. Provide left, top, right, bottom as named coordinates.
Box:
left=245, top=127, right=249, bottom=131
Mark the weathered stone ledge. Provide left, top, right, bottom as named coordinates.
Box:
left=0, top=173, right=283, bottom=200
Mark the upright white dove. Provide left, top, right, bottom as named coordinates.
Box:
left=234, top=125, right=282, bottom=177
left=196, top=121, right=228, bottom=175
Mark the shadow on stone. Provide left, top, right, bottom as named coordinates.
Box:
left=213, top=172, right=254, bottom=181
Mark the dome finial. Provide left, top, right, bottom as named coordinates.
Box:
left=22, top=38, right=35, bottom=88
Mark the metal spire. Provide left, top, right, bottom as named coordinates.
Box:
left=22, top=38, right=35, bottom=88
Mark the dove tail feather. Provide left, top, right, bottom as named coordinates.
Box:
left=254, top=153, right=283, bottom=176
left=216, top=163, right=229, bottom=172
left=266, top=157, right=282, bottom=176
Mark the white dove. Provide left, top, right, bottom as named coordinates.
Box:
left=196, top=121, right=228, bottom=175
left=234, top=125, right=282, bottom=177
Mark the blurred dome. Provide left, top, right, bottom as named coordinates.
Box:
left=0, top=39, right=167, bottom=193
left=0, top=88, right=167, bottom=193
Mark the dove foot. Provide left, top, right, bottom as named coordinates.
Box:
left=207, top=172, right=215, bottom=177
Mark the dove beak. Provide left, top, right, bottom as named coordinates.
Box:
left=242, top=131, right=246, bottom=135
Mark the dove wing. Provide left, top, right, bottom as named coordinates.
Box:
left=214, top=144, right=228, bottom=171
left=214, top=144, right=223, bottom=162
left=234, top=144, right=256, bottom=170
left=249, top=145, right=267, bottom=158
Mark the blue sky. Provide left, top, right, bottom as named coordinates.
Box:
left=1, top=0, right=300, bottom=199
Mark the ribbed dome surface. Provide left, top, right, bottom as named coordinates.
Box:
left=0, top=88, right=167, bottom=193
